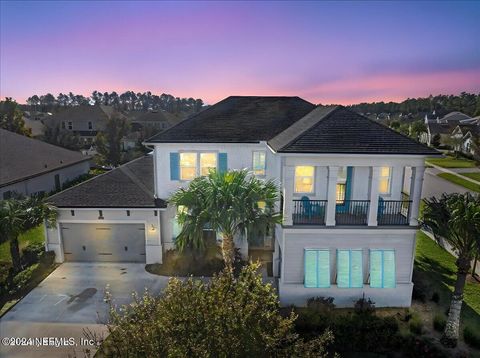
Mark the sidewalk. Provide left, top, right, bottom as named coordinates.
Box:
left=425, top=161, right=480, bottom=187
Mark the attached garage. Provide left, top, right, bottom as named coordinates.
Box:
left=61, top=223, right=146, bottom=262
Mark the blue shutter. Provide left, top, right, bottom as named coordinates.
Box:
left=345, top=166, right=353, bottom=200
left=218, top=153, right=228, bottom=173
left=383, top=250, right=396, bottom=288
left=337, top=250, right=350, bottom=288
left=304, top=250, right=317, bottom=288
left=370, top=250, right=383, bottom=288
left=317, top=250, right=330, bottom=288
left=350, top=250, right=363, bottom=288
left=170, top=153, right=180, bottom=180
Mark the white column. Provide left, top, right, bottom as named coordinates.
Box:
left=283, top=166, right=295, bottom=226
left=409, top=166, right=425, bottom=226
left=368, top=166, right=381, bottom=226
left=325, top=166, right=339, bottom=226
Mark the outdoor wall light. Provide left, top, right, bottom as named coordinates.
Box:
left=149, top=224, right=157, bottom=232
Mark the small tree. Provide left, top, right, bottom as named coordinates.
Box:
left=431, top=133, right=441, bottom=148
left=423, top=193, right=480, bottom=347
left=0, top=98, right=31, bottom=136
left=89, top=263, right=334, bottom=357
left=96, top=113, right=130, bottom=166
left=0, top=195, right=57, bottom=272
left=169, top=169, right=282, bottom=271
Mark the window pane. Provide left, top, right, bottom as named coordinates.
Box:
left=337, top=250, right=350, bottom=288
left=304, top=250, right=317, bottom=288
left=370, top=250, right=383, bottom=288
left=317, top=250, right=330, bottom=288
left=200, top=153, right=217, bottom=176
left=380, top=167, right=390, bottom=177
left=180, top=153, right=197, bottom=180
left=181, top=167, right=196, bottom=180
left=350, top=250, right=363, bottom=288
left=253, top=151, right=266, bottom=176
left=379, top=179, right=390, bottom=194
left=337, top=166, right=347, bottom=183
left=295, top=166, right=314, bottom=193
left=383, top=250, right=396, bottom=288
left=336, top=184, right=346, bottom=201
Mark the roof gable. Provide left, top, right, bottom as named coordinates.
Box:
left=272, top=107, right=439, bottom=155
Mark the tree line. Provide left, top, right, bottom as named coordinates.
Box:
left=349, top=92, right=480, bottom=118
left=25, top=91, right=204, bottom=114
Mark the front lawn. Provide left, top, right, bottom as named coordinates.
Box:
left=0, top=225, right=45, bottom=263
left=414, top=231, right=480, bottom=331
left=426, top=156, right=477, bottom=168
left=437, top=173, right=480, bottom=192
left=460, top=172, right=480, bottom=182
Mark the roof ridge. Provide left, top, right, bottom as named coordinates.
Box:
left=119, top=163, right=155, bottom=198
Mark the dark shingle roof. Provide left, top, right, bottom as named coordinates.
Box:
left=271, top=106, right=439, bottom=155
left=45, top=105, right=111, bottom=128
left=428, top=122, right=456, bottom=135
left=0, top=129, right=91, bottom=187
left=48, top=155, right=166, bottom=208
left=146, top=96, right=315, bottom=143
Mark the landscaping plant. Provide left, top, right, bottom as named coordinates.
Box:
left=169, top=169, right=282, bottom=271
left=422, top=193, right=480, bottom=347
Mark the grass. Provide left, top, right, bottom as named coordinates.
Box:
left=0, top=226, right=45, bottom=263
left=426, top=156, right=477, bottom=168
left=437, top=173, right=480, bottom=192
left=414, top=231, right=480, bottom=331
left=461, top=172, right=480, bottom=182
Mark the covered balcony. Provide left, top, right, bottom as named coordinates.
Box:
left=284, top=163, right=424, bottom=227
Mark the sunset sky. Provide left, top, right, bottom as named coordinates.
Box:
left=1, top=1, right=479, bottom=105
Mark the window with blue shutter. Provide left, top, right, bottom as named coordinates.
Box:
left=304, top=249, right=330, bottom=288
left=370, top=250, right=396, bottom=288
left=218, top=153, right=228, bottom=173
left=337, top=249, right=363, bottom=288
left=170, top=152, right=180, bottom=180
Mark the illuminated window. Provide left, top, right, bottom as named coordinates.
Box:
left=378, top=167, right=392, bottom=194
left=336, top=167, right=347, bottom=202
left=180, top=152, right=197, bottom=180
left=253, top=151, right=266, bottom=176
left=294, top=166, right=314, bottom=193
left=200, top=153, right=217, bottom=176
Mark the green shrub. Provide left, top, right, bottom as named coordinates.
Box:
left=403, top=308, right=413, bottom=322
left=409, top=317, right=424, bottom=335
left=463, top=326, right=480, bottom=349
left=431, top=292, right=440, bottom=304
left=433, top=314, right=446, bottom=332
left=22, top=242, right=45, bottom=266
left=399, top=334, right=449, bottom=358
left=353, top=295, right=375, bottom=315
left=39, top=250, right=55, bottom=267
left=306, top=297, right=335, bottom=314
left=9, top=264, right=39, bottom=296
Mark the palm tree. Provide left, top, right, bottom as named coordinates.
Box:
left=423, top=193, right=480, bottom=347
left=169, top=170, right=282, bottom=271
left=0, top=195, right=57, bottom=272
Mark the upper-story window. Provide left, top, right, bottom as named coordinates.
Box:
left=88, top=121, right=93, bottom=130
left=200, top=153, right=217, bottom=176
left=61, top=121, right=66, bottom=129
left=379, top=167, right=392, bottom=195
left=294, top=166, right=314, bottom=193
left=68, top=121, right=73, bottom=130
left=336, top=167, right=347, bottom=202
left=252, top=151, right=266, bottom=176
left=179, top=152, right=197, bottom=180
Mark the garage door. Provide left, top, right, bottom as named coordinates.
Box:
left=61, top=223, right=146, bottom=262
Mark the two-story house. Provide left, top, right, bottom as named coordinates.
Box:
left=46, top=96, right=438, bottom=307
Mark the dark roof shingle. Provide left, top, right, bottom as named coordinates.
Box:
left=0, top=129, right=90, bottom=187
left=146, top=96, right=315, bottom=143
left=48, top=155, right=166, bottom=208
left=271, top=107, right=439, bottom=155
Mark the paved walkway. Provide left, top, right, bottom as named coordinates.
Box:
left=426, top=161, right=480, bottom=186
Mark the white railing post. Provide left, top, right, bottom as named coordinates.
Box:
left=325, top=166, right=339, bottom=226
left=368, top=166, right=381, bottom=226
left=283, top=166, right=295, bottom=226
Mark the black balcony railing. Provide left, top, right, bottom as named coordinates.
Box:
left=292, top=199, right=327, bottom=225
left=377, top=200, right=411, bottom=225
left=335, top=200, right=370, bottom=225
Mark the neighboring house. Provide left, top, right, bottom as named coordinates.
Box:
left=45, top=105, right=122, bottom=145
left=130, top=110, right=183, bottom=132
left=451, top=124, right=479, bottom=155
left=422, top=111, right=473, bottom=146
left=0, top=129, right=91, bottom=199
left=46, top=96, right=438, bottom=308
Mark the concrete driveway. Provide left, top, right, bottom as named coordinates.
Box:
left=0, top=263, right=170, bottom=358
